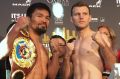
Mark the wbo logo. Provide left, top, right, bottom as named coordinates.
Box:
left=12, top=0, right=32, bottom=6
left=89, top=0, right=102, bottom=8
left=116, top=0, right=120, bottom=7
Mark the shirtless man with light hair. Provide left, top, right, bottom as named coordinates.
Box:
left=70, top=1, right=116, bottom=79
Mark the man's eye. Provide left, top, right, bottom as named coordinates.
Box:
left=59, top=44, right=66, bottom=46
left=83, top=13, right=87, bottom=15
left=46, top=17, right=50, bottom=20
left=74, top=13, right=80, bottom=16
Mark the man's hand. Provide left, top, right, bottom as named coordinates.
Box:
left=66, top=42, right=75, bottom=57
left=51, top=42, right=62, bottom=57
left=15, top=16, right=30, bottom=31
left=92, top=31, right=111, bottom=47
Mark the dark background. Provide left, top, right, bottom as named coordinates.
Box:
left=0, top=0, right=120, bottom=49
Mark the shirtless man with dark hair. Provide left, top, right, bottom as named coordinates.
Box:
left=0, top=2, right=51, bottom=79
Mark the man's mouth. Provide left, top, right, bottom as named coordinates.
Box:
left=38, top=25, right=47, bottom=29
left=80, top=21, right=85, bottom=23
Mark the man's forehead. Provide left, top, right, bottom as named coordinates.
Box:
left=33, top=9, right=50, bottom=16
left=74, top=6, right=89, bottom=11
left=50, top=38, right=65, bottom=44
left=72, top=6, right=90, bottom=15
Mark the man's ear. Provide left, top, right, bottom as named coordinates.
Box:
left=26, top=16, right=30, bottom=22
left=89, top=15, right=92, bottom=22
left=70, top=17, right=73, bottom=23
left=26, top=16, right=31, bottom=26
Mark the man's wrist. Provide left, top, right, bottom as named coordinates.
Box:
left=64, top=55, right=70, bottom=60
left=100, top=42, right=107, bottom=48
left=52, top=53, right=59, bottom=58
left=14, top=24, right=21, bottom=32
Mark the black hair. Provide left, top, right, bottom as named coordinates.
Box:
left=67, top=37, right=76, bottom=43
left=26, top=2, right=51, bottom=18
left=50, top=35, right=66, bottom=44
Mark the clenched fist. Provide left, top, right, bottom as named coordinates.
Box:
left=92, top=31, right=111, bottom=47
left=15, top=16, right=30, bottom=31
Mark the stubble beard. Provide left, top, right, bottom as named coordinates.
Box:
left=34, top=26, right=47, bottom=35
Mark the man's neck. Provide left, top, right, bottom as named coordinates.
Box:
left=59, top=57, right=64, bottom=63
left=78, top=26, right=93, bottom=38
left=28, top=28, right=42, bottom=43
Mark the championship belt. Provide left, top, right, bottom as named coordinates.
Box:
left=12, top=37, right=36, bottom=68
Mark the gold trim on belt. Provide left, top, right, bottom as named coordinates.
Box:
left=12, top=37, right=36, bottom=68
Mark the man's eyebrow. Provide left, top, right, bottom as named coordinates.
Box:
left=59, top=43, right=66, bottom=46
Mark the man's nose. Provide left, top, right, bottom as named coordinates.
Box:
left=42, top=17, right=48, bottom=23
left=79, top=14, right=84, bottom=19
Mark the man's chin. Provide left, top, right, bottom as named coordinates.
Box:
left=35, top=29, right=46, bottom=35
left=38, top=31, right=46, bottom=35
left=77, top=25, right=88, bottom=30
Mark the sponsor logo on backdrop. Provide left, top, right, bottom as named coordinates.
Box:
left=91, top=18, right=98, bottom=22
left=119, top=22, right=120, bottom=25
left=99, top=17, right=105, bottom=22
left=12, top=0, right=32, bottom=6
left=46, top=0, right=69, bottom=6
left=116, top=0, right=120, bottom=7
left=54, top=17, right=63, bottom=24
left=11, top=0, right=30, bottom=21
left=52, top=2, right=64, bottom=25
left=91, top=17, right=105, bottom=22
left=11, top=13, right=26, bottom=22
left=89, top=0, right=102, bottom=8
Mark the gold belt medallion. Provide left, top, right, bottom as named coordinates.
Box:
left=12, top=37, right=36, bottom=68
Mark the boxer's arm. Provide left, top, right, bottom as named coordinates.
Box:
left=93, top=31, right=116, bottom=70
left=47, top=53, right=60, bottom=79
left=0, top=16, right=29, bottom=60
left=0, top=24, right=20, bottom=60
left=100, top=38, right=116, bottom=70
